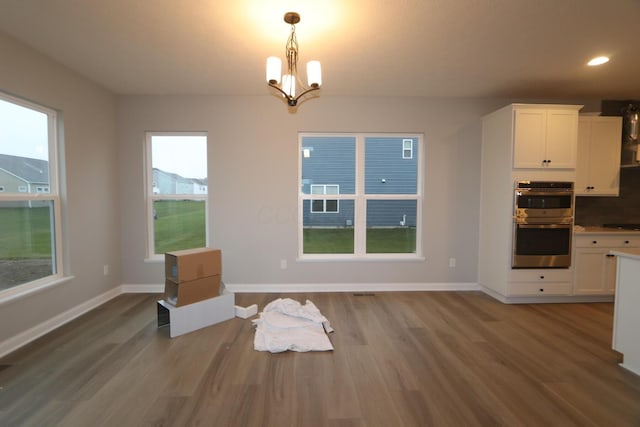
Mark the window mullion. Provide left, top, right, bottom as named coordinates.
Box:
left=354, top=134, right=366, bottom=256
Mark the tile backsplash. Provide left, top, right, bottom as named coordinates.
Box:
left=575, top=167, right=640, bottom=226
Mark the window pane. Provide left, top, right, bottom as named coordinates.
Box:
left=0, top=99, right=50, bottom=193
left=0, top=200, right=56, bottom=290
left=151, top=135, right=207, bottom=195
left=365, top=137, right=417, bottom=195
left=148, top=133, right=207, bottom=257
left=366, top=199, right=416, bottom=253
left=303, top=199, right=354, bottom=254
left=301, top=136, right=355, bottom=195
left=325, top=199, right=338, bottom=212
left=311, top=199, right=324, bottom=212
left=153, top=200, right=206, bottom=254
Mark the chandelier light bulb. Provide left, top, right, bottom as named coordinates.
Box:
left=307, top=60, right=322, bottom=87
left=266, top=57, right=282, bottom=84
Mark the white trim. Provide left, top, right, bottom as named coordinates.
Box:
left=121, top=284, right=164, bottom=293
left=480, top=286, right=614, bottom=304
left=225, top=282, right=480, bottom=293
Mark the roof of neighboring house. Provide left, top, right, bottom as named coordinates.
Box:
left=153, top=167, right=207, bottom=185
left=0, top=154, right=49, bottom=184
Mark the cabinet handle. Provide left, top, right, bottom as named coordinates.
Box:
left=539, top=288, right=544, bottom=292
left=624, top=240, right=630, bottom=244
left=606, top=254, right=615, bottom=257
left=547, top=159, right=551, bottom=164
left=539, top=275, right=545, bottom=280
left=592, top=240, right=598, bottom=244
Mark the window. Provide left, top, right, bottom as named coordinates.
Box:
left=145, top=132, right=208, bottom=258
left=310, top=184, right=339, bottom=213
left=0, top=93, right=63, bottom=293
left=402, top=139, right=413, bottom=159
left=299, top=133, right=422, bottom=258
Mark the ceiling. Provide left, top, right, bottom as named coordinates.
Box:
left=1, top=0, right=640, bottom=100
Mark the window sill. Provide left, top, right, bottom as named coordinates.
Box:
left=0, top=275, right=75, bottom=306
left=298, top=254, right=426, bottom=262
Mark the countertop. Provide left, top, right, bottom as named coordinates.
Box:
left=610, top=248, right=640, bottom=260
left=574, top=226, right=640, bottom=234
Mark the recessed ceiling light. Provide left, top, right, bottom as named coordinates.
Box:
left=587, top=56, right=610, bottom=66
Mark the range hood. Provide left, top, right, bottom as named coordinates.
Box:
left=601, top=100, right=640, bottom=167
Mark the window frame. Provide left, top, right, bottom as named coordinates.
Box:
left=144, top=131, right=209, bottom=260
left=298, top=132, right=424, bottom=261
left=0, top=92, right=65, bottom=299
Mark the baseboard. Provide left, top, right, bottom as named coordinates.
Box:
left=225, top=282, right=481, bottom=293
left=480, top=286, right=615, bottom=304
left=121, top=284, right=164, bottom=293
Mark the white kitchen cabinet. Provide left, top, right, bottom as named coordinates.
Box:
left=573, top=234, right=639, bottom=295
left=479, top=103, right=581, bottom=302
left=508, top=269, right=572, bottom=296
left=513, top=106, right=580, bottom=169
left=575, top=116, right=623, bottom=196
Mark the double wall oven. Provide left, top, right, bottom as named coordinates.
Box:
left=512, top=181, right=574, bottom=268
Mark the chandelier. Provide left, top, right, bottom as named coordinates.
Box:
left=266, top=12, right=322, bottom=107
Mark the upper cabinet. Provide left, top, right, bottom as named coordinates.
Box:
left=513, top=105, right=581, bottom=169
left=575, top=116, right=623, bottom=196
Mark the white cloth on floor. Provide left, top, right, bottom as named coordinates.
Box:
left=252, top=298, right=334, bottom=353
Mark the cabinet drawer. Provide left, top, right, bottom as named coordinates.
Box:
left=574, top=235, right=640, bottom=248
left=509, top=269, right=573, bottom=283
left=508, top=281, right=572, bottom=296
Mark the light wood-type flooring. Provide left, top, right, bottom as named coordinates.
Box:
left=1, top=291, right=640, bottom=426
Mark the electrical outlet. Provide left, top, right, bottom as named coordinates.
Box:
left=280, top=259, right=287, bottom=270
left=449, top=258, right=456, bottom=268
left=103, top=264, right=109, bottom=276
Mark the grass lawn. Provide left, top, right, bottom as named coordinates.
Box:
left=303, top=227, right=416, bottom=254
left=153, top=200, right=206, bottom=253
left=1, top=202, right=414, bottom=259
left=0, top=206, right=53, bottom=259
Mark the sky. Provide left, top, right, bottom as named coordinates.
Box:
left=0, top=99, right=49, bottom=160
left=1, top=98, right=208, bottom=179
left=151, top=135, right=207, bottom=179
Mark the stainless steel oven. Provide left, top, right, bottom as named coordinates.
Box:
left=512, top=181, right=574, bottom=268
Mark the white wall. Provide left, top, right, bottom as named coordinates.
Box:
left=118, top=95, right=510, bottom=288
left=0, top=32, right=120, bottom=342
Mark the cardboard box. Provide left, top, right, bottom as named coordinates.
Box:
left=157, top=288, right=235, bottom=337
left=165, top=247, right=221, bottom=283
left=163, top=275, right=221, bottom=307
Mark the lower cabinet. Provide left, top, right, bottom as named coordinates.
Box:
left=573, top=248, right=616, bottom=295
left=508, top=269, right=573, bottom=296
left=573, top=234, right=640, bottom=295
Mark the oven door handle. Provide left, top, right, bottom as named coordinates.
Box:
left=515, top=223, right=572, bottom=229
left=515, top=190, right=573, bottom=196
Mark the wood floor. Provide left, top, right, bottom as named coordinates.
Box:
left=1, top=291, right=640, bottom=426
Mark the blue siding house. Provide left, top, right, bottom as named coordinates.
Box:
left=301, top=135, right=418, bottom=228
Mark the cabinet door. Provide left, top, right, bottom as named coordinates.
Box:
left=573, top=248, right=607, bottom=294
left=586, top=118, right=622, bottom=196
left=513, top=109, right=546, bottom=168
left=545, top=109, right=578, bottom=168
left=575, top=118, right=592, bottom=193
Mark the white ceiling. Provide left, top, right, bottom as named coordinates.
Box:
left=1, top=0, right=639, bottom=99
